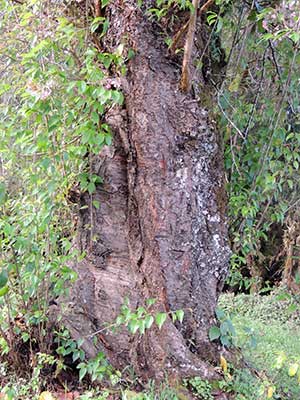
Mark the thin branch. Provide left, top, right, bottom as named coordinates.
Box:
left=94, top=0, right=102, bottom=18
left=180, top=0, right=216, bottom=92
left=169, top=20, right=189, bottom=54
left=199, top=0, right=215, bottom=13
left=217, top=96, right=245, bottom=139
left=170, top=0, right=215, bottom=55
left=180, top=0, right=200, bottom=92
left=243, top=48, right=267, bottom=139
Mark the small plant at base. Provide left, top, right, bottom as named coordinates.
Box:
left=183, top=377, right=213, bottom=400
left=54, top=328, right=85, bottom=363
left=1, top=353, right=58, bottom=399
left=77, top=351, right=121, bottom=384
left=76, top=299, right=185, bottom=385
left=217, top=365, right=273, bottom=400
left=208, top=308, right=236, bottom=347
left=54, top=329, right=120, bottom=385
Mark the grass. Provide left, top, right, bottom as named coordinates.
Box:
left=219, top=289, right=300, bottom=399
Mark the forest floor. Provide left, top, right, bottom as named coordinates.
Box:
left=1, top=289, right=300, bottom=400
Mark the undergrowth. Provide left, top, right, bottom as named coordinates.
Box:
left=1, top=290, right=300, bottom=399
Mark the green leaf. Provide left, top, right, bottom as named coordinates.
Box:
left=155, top=312, right=167, bottom=330
left=172, top=312, right=177, bottom=323
left=127, top=49, right=135, bottom=60
left=95, top=133, right=105, bottom=146
left=207, top=11, right=218, bottom=25
left=138, top=319, right=146, bottom=335
left=91, top=111, right=99, bottom=124
left=0, top=183, right=6, bottom=205
left=175, top=309, right=184, bottom=323
left=105, top=134, right=112, bottom=146
left=288, top=363, right=299, bottom=377
left=79, top=366, right=87, bottom=381
left=215, top=308, right=225, bottom=320
left=146, top=298, right=156, bottom=307
left=128, top=319, right=139, bottom=334
left=87, top=182, right=96, bottom=194
left=293, top=160, right=299, bottom=170
left=0, top=286, right=8, bottom=297
left=78, top=80, right=87, bottom=93
left=72, top=351, right=80, bottom=362
left=0, top=270, right=8, bottom=289
left=111, top=90, right=124, bottom=105
left=208, top=326, right=221, bottom=341
left=295, top=272, right=300, bottom=285
left=21, top=332, right=30, bottom=343
left=220, top=321, right=230, bottom=335
left=220, top=335, right=231, bottom=347
left=91, top=17, right=106, bottom=33
left=136, top=307, right=146, bottom=318
left=289, top=31, right=300, bottom=44
left=92, top=200, right=100, bottom=209
left=145, top=315, right=154, bottom=329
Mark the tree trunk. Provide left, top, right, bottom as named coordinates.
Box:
left=62, top=0, right=230, bottom=381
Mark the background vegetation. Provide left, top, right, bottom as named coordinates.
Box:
left=0, top=0, right=300, bottom=398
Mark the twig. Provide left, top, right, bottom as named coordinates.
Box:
left=243, top=48, right=267, bottom=139
left=94, top=0, right=102, bottom=17
left=199, top=0, right=215, bottom=14
left=217, top=96, right=245, bottom=139
left=169, top=20, right=189, bottom=54
left=285, top=197, right=300, bottom=214
left=180, top=0, right=200, bottom=92
left=170, top=0, right=215, bottom=55
left=180, top=0, right=216, bottom=92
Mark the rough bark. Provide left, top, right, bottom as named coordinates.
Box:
left=62, top=1, right=230, bottom=381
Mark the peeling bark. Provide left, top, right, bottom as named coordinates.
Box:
left=62, top=1, right=230, bottom=381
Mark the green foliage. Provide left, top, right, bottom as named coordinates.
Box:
left=219, top=289, right=300, bottom=325
left=0, top=0, right=125, bottom=370
left=122, top=382, right=180, bottom=400
left=217, top=367, right=269, bottom=400
left=112, top=298, right=184, bottom=335
left=183, top=377, right=213, bottom=400
left=1, top=353, right=58, bottom=399
left=208, top=308, right=236, bottom=347
left=217, top=0, right=300, bottom=288
left=146, top=0, right=194, bottom=20
left=54, top=328, right=85, bottom=362
left=49, top=300, right=184, bottom=384
left=79, top=391, right=111, bottom=400
left=77, top=352, right=121, bottom=384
